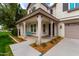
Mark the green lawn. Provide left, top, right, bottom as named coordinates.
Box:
left=0, top=32, right=16, bottom=56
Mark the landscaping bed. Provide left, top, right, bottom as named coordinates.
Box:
left=30, top=36, right=63, bottom=54
left=0, top=32, right=16, bottom=56
left=12, top=36, right=26, bottom=42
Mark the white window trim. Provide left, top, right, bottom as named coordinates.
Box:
left=68, top=3, right=70, bottom=10
left=75, top=3, right=79, bottom=8
left=68, top=3, right=78, bottom=10
left=30, top=24, right=36, bottom=33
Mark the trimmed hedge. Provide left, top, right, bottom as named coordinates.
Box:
left=11, top=28, right=17, bottom=36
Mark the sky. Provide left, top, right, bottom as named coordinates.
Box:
left=20, top=3, right=28, bottom=9
left=20, top=3, right=54, bottom=9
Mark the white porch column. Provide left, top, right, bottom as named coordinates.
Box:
left=20, top=24, right=23, bottom=36
left=16, top=25, right=19, bottom=36
left=37, top=15, right=42, bottom=45
left=50, top=21, right=53, bottom=38
left=23, top=22, right=26, bottom=37
left=17, top=27, right=19, bottom=36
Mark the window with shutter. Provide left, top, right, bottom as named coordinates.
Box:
left=75, top=3, right=79, bottom=8
left=70, top=3, right=75, bottom=10
left=63, top=3, right=68, bottom=11
left=68, top=3, right=79, bottom=12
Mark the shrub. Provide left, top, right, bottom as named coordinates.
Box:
left=32, top=43, right=37, bottom=47
left=49, top=41, right=54, bottom=44
left=57, top=36, right=62, bottom=39
left=54, top=39, right=57, bottom=42
left=52, top=40, right=56, bottom=44
left=41, top=43, right=47, bottom=48
left=11, top=28, right=17, bottom=36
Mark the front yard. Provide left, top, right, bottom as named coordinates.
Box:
left=0, top=31, right=63, bottom=56
left=0, top=32, right=16, bottom=56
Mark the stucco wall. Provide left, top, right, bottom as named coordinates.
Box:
left=27, top=3, right=36, bottom=14
left=27, top=3, right=50, bottom=14
left=52, top=3, right=79, bottom=21
left=25, top=22, right=49, bottom=37
left=52, top=7, right=56, bottom=17
left=19, top=23, right=24, bottom=36
left=58, top=22, right=65, bottom=37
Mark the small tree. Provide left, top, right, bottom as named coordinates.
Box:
left=0, top=3, right=27, bottom=35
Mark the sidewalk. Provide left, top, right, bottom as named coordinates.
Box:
left=10, top=41, right=41, bottom=56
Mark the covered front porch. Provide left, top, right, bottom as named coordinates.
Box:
left=25, top=36, right=52, bottom=44
left=16, top=8, right=59, bottom=45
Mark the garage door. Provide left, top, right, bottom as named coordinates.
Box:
left=65, top=23, right=79, bottom=39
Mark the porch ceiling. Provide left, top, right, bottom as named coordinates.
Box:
left=16, top=8, right=59, bottom=24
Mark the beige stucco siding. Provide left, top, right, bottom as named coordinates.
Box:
left=52, top=7, right=56, bottom=17
left=40, top=4, right=50, bottom=13
left=28, top=4, right=50, bottom=14
left=27, top=3, right=36, bottom=14
left=54, top=23, right=58, bottom=36
left=23, top=22, right=49, bottom=37
left=19, top=23, right=24, bottom=36
left=52, top=3, right=79, bottom=21
left=58, top=22, right=65, bottom=37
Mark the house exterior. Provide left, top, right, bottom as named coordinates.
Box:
left=16, top=3, right=79, bottom=44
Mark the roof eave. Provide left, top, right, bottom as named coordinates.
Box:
left=27, top=3, right=50, bottom=10
left=50, top=3, right=57, bottom=8
left=16, top=8, right=59, bottom=24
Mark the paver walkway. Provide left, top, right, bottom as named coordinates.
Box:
left=44, top=38, right=79, bottom=56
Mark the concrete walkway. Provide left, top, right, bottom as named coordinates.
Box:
left=10, top=41, right=41, bottom=56
left=44, top=38, right=79, bottom=56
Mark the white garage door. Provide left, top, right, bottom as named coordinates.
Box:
left=65, top=23, right=79, bottom=39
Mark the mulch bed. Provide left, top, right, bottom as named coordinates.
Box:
left=30, top=36, right=63, bottom=54
left=13, top=36, right=26, bottom=42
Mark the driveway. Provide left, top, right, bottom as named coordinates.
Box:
left=44, top=38, right=79, bottom=56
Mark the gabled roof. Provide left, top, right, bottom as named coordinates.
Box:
left=27, top=3, right=50, bottom=10
left=27, top=3, right=57, bottom=10
left=50, top=3, right=57, bottom=8
left=41, top=3, right=50, bottom=9
left=16, top=8, right=59, bottom=24
left=27, top=3, right=31, bottom=10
